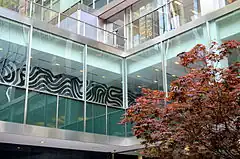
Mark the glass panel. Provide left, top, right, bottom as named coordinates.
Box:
left=165, top=25, right=208, bottom=90
left=31, top=29, right=84, bottom=99
left=107, top=107, right=125, bottom=136
left=0, top=18, right=29, bottom=87
left=86, top=102, right=106, bottom=135
left=127, top=123, right=133, bottom=137
left=132, top=0, right=163, bottom=21
left=168, top=0, right=201, bottom=30
left=132, top=19, right=140, bottom=47
left=59, top=14, right=78, bottom=34
left=27, top=91, right=57, bottom=128
left=95, top=0, right=107, bottom=9
left=31, top=2, right=58, bottom=25
left=80, top=11, right=98, bottom=39
left=82, top=0, right=93, bottom=8
left=127, top=45, right=163, bottom=107
left=212, top=9, right=240, bottom=67
left=58, top=97, right=84, bottom=131
left=0, top=85, right=25, bottom=123
left=85, top=23, right=98, bottom=41
left=87, top=47, right=123, bottom=107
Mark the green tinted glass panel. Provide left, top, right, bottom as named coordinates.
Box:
left=127, top=123, right=134, bottom=137
left=0, top=85, right=25, bottom=123
left=86, top=102, right=106, bottom=135
left=27, top=91, right=57, bottom=128
left=107, top=107, right=125, bottom=136
left=58, top=97, right=84, bottom=131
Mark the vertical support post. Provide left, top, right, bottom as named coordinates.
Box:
left=41, top=0, right=44, bottom=21
left=24, top=25, right=33, bottom=124
left=165, top=0, right=170, bottom=32
left=57, top=12, right=61, bottom=28
left=83, top=44, right=87, bottom=132
left=56, top=95, right=59, bottom=128
left=129, top=6, right=133, bottom=49
left=29, top=0, right=33, bottom=18
left=103, top=24, right=107, bottom=43
left=93, top=0, right=95, bottom=9
left=77, top=9, right=81, bottom=34
left=83, top=22, right=86, bottom=36
left=105, top=104, right=108, bottom=135
left=96, top=18, right=99, bottom=41
left=161, top=41, right=168, bottom=98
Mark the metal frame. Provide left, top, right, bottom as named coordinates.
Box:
left=83, top=44, right=88, bottom=132
left=23, top=25, right=33, bottom=124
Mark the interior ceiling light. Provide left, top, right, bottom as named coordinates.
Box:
left=138, top=86, right=142, bottom=88
left=40, top=141, right=45, bottom=144
left=174, top=61, right=180, bottom=65
left=0, top=48, right=3, bottom=51
left=80, top=70, right=84, bottom=73
left=136, top=75, right=141, bottom=78
left=172, top=74, right=177, bottom=77
left=174, top=0, right=183, bottom=6
left=154, top=80, right=158, bottom=83
left=55, top=63, right=60, bottom=66
left=102, top=76, right=106, bottom=78
left=154, top=68, right=160, bottom=72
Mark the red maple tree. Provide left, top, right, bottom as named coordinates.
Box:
left=121, top=40, right=240, bottom=158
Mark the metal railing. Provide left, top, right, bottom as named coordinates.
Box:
left=0, top=0, right=126, bottom=50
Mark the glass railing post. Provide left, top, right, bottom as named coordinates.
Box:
left=83, top=22, right=86, bottom=36
left=57, top=12, right=61, bottom=28
left=29, top=0, right=33, bottom=18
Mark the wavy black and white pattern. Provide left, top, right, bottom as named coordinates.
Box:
left=0, top=59, right=26, bottom=86
left=0, top=60, right=136, bottom=107
left=28, top=66, right=83, bottom=99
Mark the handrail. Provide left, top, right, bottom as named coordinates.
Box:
left=29, top=0, right=126, bottom=40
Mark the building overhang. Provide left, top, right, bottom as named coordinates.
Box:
left=0, top=121, right=142, bottom=153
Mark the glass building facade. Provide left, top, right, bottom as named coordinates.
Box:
left=0, top=0, right=239, bottom=156
left=0, top=7, right=239, bottom=137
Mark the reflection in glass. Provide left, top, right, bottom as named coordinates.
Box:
left=86, top=102, right=106, bottom=135
left=107, top=107, right=125, bottom=136
left=0, top=85, right=25, bottom=123
left=58, top=97, right=84, bottom=131
left=27, top=91, right=57, bottom=128
left=87, top=47, right=123, bottom=107
left=127, top=45, right=163, bottom=107
left=95, top=0, right=107, bottom=9
left=165, top=25, right=208, bottom=90
left=168, top=0, right=201, bottom=30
